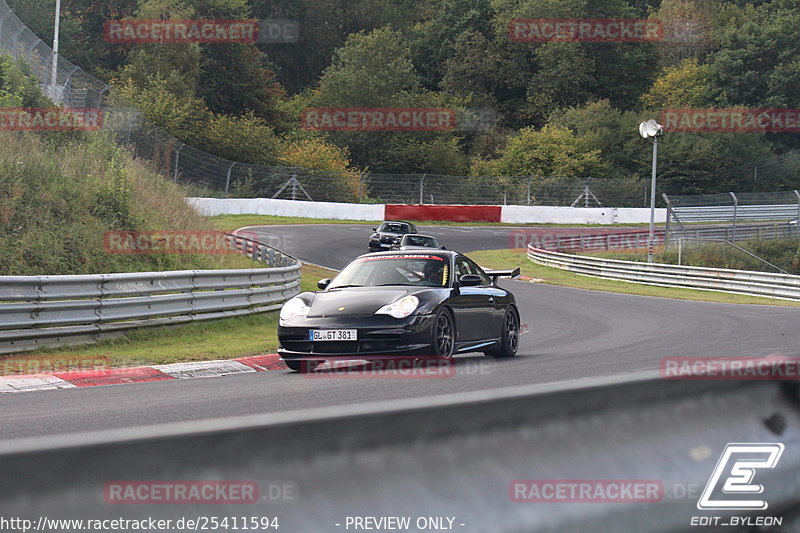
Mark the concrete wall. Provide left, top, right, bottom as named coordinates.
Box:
left=187, top=197, right=384, bottom=221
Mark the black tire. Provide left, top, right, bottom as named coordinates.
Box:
left=484, top=307, right=519, bottom=358
left=285, top=360, right=321, bottom=373
left=431, top=309, right=455, bottom=359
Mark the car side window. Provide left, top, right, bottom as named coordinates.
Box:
left=457, top=256, right=491, bottom=285
left=455, top=257, right=471, bottom=280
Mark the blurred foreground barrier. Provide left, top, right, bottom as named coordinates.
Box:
left=0, top=373, right=798, bottom=532
left=0, top=234, right=300, bottom=354
left=528, top=245, right=800, bottom=301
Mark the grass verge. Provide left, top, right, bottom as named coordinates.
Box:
left=0, top=263, right=338, bottom=373
left=469, top=248, right=800, bottom=307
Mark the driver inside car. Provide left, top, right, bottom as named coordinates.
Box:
left=422, top=261, right=446, bottom=286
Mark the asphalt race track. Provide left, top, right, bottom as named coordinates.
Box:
left=0, top=224, right=798, bottom=440
left=240, top=223, right=650, bottom=269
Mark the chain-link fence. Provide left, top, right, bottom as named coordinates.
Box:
left=662, top=191, right=800, bottom=270
left=663, top=237, right=798, bottom=274
left=729, top=150, right=800, bottom=192
left=0, top=0, right=647, bottom=207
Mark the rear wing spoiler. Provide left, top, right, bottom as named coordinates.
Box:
left=484, top=267, right=520, bottom=282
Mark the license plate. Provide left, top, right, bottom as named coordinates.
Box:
left=308, top=329, right=357, bottom=341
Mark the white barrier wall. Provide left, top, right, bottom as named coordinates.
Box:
left=500, top=205, right=666, bottom=224
left=187, top=197, right=385, bottom=221
left=187, top=198, right=667, bottom=225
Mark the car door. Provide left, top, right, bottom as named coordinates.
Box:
left=462, top=256, right=506, bottom=337
left=449, top=255, right=496, bottom=343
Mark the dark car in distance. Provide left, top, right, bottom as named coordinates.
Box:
left=391, top=234, right=445, bottom=250
left=278, top=250, right=520, bottom=373
left=368, top=220, right=417, bottom=251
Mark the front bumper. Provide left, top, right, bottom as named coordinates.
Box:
left=278, top=313, right=436, bottom=361
left=368, top=240, right=392, bottom=250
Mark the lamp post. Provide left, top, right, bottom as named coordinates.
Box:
left=50, top=0, right=61, bottom=100
left=639, top=119, right=663, bottom=263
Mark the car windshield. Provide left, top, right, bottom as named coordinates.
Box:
left=378, top=222, right=409, bottom=234
left=328, top=255, right=448, bottom=288
left=404, top=235, right=436, bottom=247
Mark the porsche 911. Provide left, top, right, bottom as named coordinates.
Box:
left=278, top=250, right=520, bottom=372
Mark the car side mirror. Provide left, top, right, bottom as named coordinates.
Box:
left=440, top=245, right=447, bottom=250
left=394, top=237, right=402, bottom=243
left=459, top=274, right=482, bottom=287
left=372, top=228, right=377, bottom=232
left=317, top=278, right=331, bottom=290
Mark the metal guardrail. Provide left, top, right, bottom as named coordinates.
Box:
left=0, top=234, right=301, bottom=354
left=527, top=245, right=800, bottom=301
left=671, top=204, right=800, bottom=223
left=1, top=373, right=798, bottom=532
left=665, top=222, right=799, bottom=246
left=663, top=191, right=800, bottom=245
left=531, top=229, right=666, bottom=253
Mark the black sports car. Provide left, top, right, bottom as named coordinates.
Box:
left=368, top=220, right=417, bottom=251
left=278, top=250, right=520, bottom=372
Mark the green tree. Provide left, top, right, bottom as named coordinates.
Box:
left=641, top=58, right=716, bottom=110
left=0, top=55, right=51, bottom=107
left=315, top=27, right=420, bottom=107
left=656, top=132, right=774, bottom=195
left=308, top=28, right=469, bottom=174
left=7, top=0, right=137, bottom=78
left=708, top=3, right=800, bottom=108
left=551, top=99, right=640, bottom=179
left=252, top=0, right=425, bottom=94
left=471, top=124, right=602, bottom=177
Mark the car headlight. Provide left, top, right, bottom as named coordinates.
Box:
left=375, top=295, right=419, bottom=319
left=280, top=297, right=310, bottom=321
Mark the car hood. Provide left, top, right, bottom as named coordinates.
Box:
left=308, top=287, right=411, bottom=317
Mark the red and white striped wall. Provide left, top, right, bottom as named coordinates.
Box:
left=188, top=198, right=666, bottom=224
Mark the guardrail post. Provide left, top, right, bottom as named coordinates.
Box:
left=527, top=176, right=532, bottom=205
left=729, top=192, right=738, bottom=242
left=794, top=190, right=800, bottom=239
left=224, top=162, right=236, bottom=195
left=419, top=174, right=426, bottom=205
left=269, top=249, right=275, bottom=267
left=662, top=193, right=672, bottom=247
left=172, top=143, right=184, bottom=181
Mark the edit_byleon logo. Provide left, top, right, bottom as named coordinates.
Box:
left=697, top=443, right=784, bottom=510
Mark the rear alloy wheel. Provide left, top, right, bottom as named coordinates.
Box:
left=285, top=360, right=321, bottom=373
left=485, top=308, right=519, bottom=358
left=432, top=309, right=455, bottom=359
